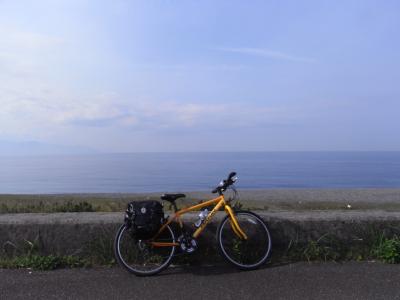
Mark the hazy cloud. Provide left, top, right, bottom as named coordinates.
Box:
left=217, top=47, right=316, bottom=63
left=0, top=26, right=65, bottom=76
left=0, top=83, right=286, bottom=137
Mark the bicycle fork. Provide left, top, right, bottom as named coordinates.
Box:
left=224, top=205, right=248, bottom=240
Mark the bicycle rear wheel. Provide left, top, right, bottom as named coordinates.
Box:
left=114, top=224, right=176, bottom=276
left=217, top=211, right=272, bottom=270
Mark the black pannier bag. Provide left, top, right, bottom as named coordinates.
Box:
left=124, top=200, right=164, bottom=240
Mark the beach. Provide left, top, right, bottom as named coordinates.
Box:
left=1, top=188, right=400, bottom=213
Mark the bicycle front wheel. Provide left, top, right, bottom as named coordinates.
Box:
left=217, top=211, right=272, bottom=270
left=114, top=224, right=176, bottom=276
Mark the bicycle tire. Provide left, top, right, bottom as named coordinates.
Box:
left=114, top=223, right=176, bottom=276
left=217, top=211, right=272, bottom=270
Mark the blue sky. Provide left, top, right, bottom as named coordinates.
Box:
left=0, top=0, right=399, bottom=153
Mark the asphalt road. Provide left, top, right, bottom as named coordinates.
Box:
left=1, top=262, right=400, bottom=300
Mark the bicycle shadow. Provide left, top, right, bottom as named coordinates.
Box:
left=155, top=259, right=292, bottom=277
left=165, top=264, right=241, bottom=276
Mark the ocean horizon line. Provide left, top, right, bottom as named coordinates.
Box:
left=1, top=150, right=400, bottom=158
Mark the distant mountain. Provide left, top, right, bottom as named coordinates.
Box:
left=0, top=140, right=97, bottom=156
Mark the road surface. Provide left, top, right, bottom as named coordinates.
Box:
left=1, top=262, right=400, bottom=299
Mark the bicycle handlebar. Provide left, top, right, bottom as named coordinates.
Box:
left=212, top=172, right=237, bottom=195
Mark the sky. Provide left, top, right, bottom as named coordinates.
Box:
left=0, top=0, right=399, bottom=153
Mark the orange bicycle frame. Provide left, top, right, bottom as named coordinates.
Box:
left=150, top=195, right=247, bottom=247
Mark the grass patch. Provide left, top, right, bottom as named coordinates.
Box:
left=0, top=233, right=115, bottom=270
left=3, top=233, right=400, bottom=270
left=3, top=192, right=400, bottom=214
left=0, top=194, right=124, bottom=213
left=281, top=234, right=344, bottom=262
left=0, top=193, right=252, bottom=214
left=0, top=238, right=91, bottom=270
left=276, top=230, right=400, bottom=264
left=0, top=194, right=206, bottom=213
left=0, top=255, right=89, bottom=270
left=84, top=234, right=116, bottom=266
left=371, top=235, right=400, bottom=264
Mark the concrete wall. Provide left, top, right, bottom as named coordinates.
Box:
left=1, top=211, right=400, bottom=260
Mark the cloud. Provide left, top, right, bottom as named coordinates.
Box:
left=217, top=47, right=316, bottom=63
left=0, top=26, right=294, bottom=148
left=0, top=27, right=64, bottom=50
left=51, top=100, right=239, bottom=129
left=0, top=82, right=287, bottom=138
left=0, top=26, right=65, bottom=76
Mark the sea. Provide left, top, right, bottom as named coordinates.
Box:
left=0, top=152, right=400, bottom=194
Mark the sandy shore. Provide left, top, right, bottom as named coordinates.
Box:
left=187, top=188, right=400, bottom=203
left=1, top=188, right=400, bottom=212
left=184, top=189, right=400, bottom=211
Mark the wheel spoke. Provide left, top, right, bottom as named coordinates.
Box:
left=218, top=212, right=271, bottom=269
left=114, top=224, right=176, bottom=276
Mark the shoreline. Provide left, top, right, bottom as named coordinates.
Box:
left=1, top=188, right=400, bottom=213
left=1, top=187, right=400, bottom=199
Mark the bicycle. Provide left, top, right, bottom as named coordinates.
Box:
left=114, top=172, right=272, bottom=276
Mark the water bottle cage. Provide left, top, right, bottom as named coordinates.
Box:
left=194, top=209, right=209, bottom=228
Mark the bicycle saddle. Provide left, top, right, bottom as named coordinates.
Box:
left=160, top=193, right=186, bottom=202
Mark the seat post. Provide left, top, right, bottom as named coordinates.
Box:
left=172, top=202, right=178, bottom=213
left=161, top=194, right=185, bottom=212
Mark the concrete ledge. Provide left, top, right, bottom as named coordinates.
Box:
left=1, top=211, right=400, bottom=260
